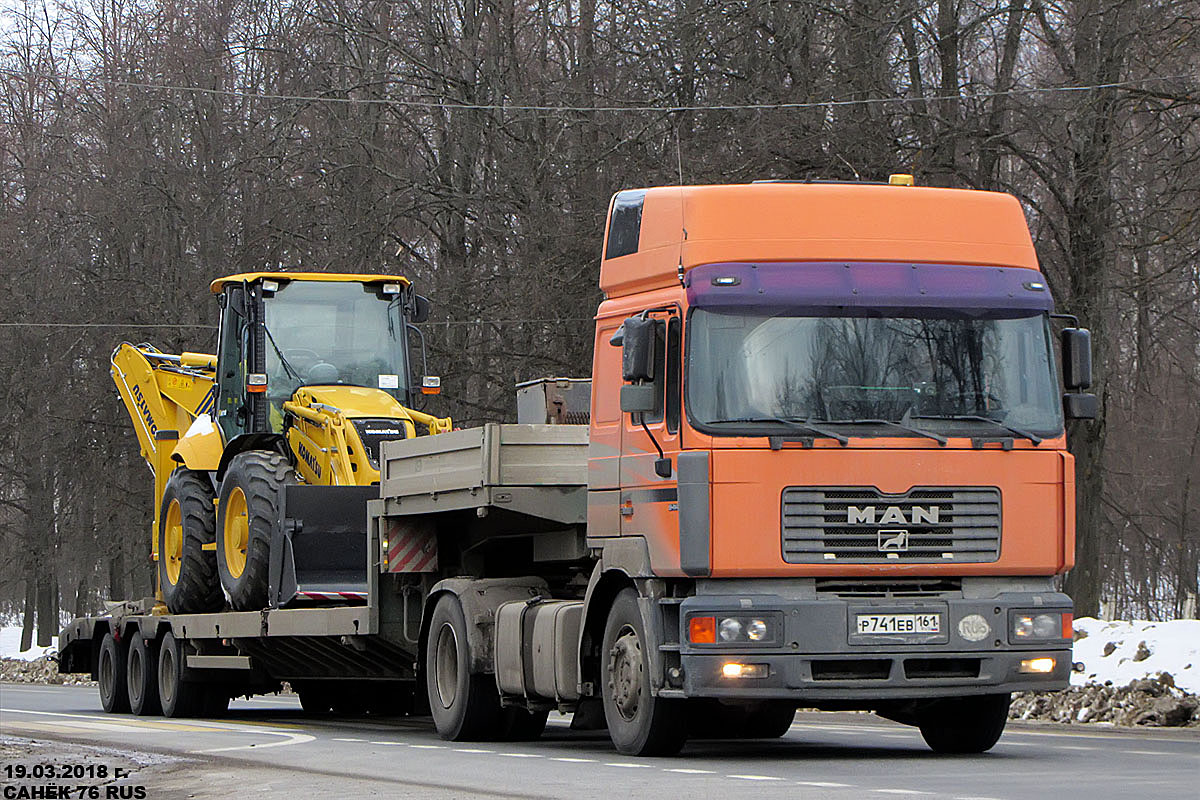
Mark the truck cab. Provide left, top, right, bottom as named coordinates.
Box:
left=581, top=180, right=1093, bottom=752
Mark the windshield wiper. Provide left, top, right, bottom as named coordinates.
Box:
left=715, top=417, right=849, bottom=446
left=260, top=322, right=303, bottom=382
left=911, top=414, right=1043, bottom=445
left=817, top=417, right=947, bottom=446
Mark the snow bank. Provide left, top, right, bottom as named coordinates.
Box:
left=1071, top=618, right=1200, bottom=694
left=0, top=627, right=57, bottom=661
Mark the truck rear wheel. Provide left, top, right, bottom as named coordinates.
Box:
left=216, top=451, right=294, bottom=611
left=600, top=589, right=687, bottom=756
left=127, top=631, right=161, bottom=716
left=159, top=470, right=223, bottom=614
left=425, top=594, right=503, bottom=740
left=97, top=632, right=129, bottom=714
left=917, top=693, right=1011, bottom=754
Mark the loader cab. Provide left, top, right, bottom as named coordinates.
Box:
left=211, top=273, right=424, bottom=442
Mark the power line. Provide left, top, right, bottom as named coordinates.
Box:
left=0, top=319, right=591, bottom=329
left=0, top=67, right=1192, bottom=113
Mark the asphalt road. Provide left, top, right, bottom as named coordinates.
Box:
left=1, top=683, right=1197, bottom=799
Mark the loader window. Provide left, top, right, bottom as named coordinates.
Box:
left=261, top=280, right=410, bottom=424
left=215, top=292, right=249, bottom=441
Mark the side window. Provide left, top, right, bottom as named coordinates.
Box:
left=643, top=320, right=667, bottom=425
left=216, top=291, right=247, bottom=441
left=666, top=317, right=681, bottom=433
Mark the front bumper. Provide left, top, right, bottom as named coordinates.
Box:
left=677, top=586, right=1072, bottom=701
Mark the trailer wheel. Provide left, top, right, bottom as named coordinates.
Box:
left=216, top=451, right=294, bottom=611
left=127, top=631, right=161, bottom=716
left=97, top=632, right=129, bottom=714
left=426, top=594, right=502, bottom=740
left=917, top=693, right=1011, bottom=754
left=600, top=588, right=687, bottom=756
left=158, top=631, right=203, bottom=718
left=159, top=470, right=223, bottom=614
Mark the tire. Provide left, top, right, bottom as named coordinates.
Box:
left=98, top=632, right=130, bottom=714
left=600, top=588, right=687, bottom=756
left=158, top=470, right=223, bottom=614
left=917, top=693, right=1011, bottom=754
left=158, top=631, right=203, bottom=718
left=296, top=682, right=334, bottom=714
left=216, top=451, right=294, bottom=610
left=127, top=631, right=161, bottom=716
left=425, top=593, right=503, bottom=740
left=742, top=701, right=796, bottom=738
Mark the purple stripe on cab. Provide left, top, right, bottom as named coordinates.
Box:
left=685, top=262, right=1053, bottom=317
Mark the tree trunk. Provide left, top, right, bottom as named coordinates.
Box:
left=20, top=578, right=36, bottom=653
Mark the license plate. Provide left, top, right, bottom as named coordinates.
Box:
left=855, top=613, right=941, bottom=634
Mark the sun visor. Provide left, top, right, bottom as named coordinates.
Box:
left=685, top=262, right=1054, bottom=318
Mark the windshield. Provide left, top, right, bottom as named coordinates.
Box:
left=263, top=280, right=409, bottom=407
left=687, top=309, right=1062, bottom=437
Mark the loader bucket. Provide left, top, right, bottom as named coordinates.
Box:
left=270, top=485, right=377, bottom=606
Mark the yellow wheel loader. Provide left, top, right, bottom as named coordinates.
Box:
left=112, top=273, right=451, bottom=613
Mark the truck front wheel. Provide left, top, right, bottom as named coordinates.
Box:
left=916, top=693, right=1011, bottom=754
left=600, top=588, right=687, bottom=756
left=216, top=451, right=294, bottom=610
left=425, top=594, right=502, bottom=740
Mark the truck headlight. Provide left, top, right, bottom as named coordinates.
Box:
left=1011, top=611, right=1069, bottom=642
left=719, top=619, right=742, bottom=641
left=687, top=614, right=780, bottom=645
left=746, top=619, right=768, bottom=641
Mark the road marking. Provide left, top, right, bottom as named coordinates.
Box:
left=665, top=768, right=715, bottom=774
left=497, top=753, right=542, bottom=758
left=873, top=790, right=930, bottom=795
left=1057, top=745, right=1097, bottom=751
left=369, top=741, right=406, bottom=745
left=728, top=774, right=782, bottom=781
left=409, top=744, right=445, bottom=749
left=193, top=731, right=316, bottom=753
left=797, top=782, right=853, bottom=788
left=550, top=757, right=596, bottom=763
left=1124, top=750, right=1171, bottom=756
left=955, top=796, right=1004, bottom=800
left=454, top=748, right=493, bottom=753
left=333, top=737, right=366, bottom=742
left=604, top=762, right=651, bottom=768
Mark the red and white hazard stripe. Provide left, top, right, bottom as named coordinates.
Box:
left=386, top=522, right=438, bottom=573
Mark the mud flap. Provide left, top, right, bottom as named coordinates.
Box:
left=270, top=485, right=377, bottom=606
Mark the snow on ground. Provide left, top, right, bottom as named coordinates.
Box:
left=0, top=628, right=57, bottom=661
left=1071, top=618, right=1200, bottom=694
left=2, top=619, right=1197, bottom=694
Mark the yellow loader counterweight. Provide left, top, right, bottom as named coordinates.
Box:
left=111, top=272, right=450, bottom=614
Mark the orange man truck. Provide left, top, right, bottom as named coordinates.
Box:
left=60, top=178, right=1094, bottom=757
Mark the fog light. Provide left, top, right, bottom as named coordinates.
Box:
left=722, top=662, right=768, bottom=679
left=719, top=618, right=742, bottom=642
left=1019, top=657, right=1056, bottom=674
left=746, top=619, right=768, bottom=641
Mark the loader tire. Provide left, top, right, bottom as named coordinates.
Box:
left=159, top=470, right=224, bottom=614
left=216, top=451, right=294, bottom=611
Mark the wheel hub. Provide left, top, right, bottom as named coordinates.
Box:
left=607, top=626, right=643, bottom=721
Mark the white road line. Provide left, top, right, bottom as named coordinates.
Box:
left=797, top=781, right=853, bottom=788
left=454, top=748, right=493, bottom=753
left=1057, top=745, right=1097, bottom=751
left=604, top=762, right=651, bottom=768
left=665, top=768, right=715, bottom=774
left=550, top=757, right=596, bottom=763
left=369, top=741, right=406, bottom=745
left=193, top=732, right=316, bottom=753
left=332, top=737, right=365, bottom=742
left=728, top=775, right=782, bottom=781
left=1124, top=750, right=1171, bottom=756
left=955, top=796, right=1005, bottom=800
left=873, top=790, right=930, bottom=796
left=497, top=753, right=542, bottom=758
left=409, top=744, right=445, bottom=749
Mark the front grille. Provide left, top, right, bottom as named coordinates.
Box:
left=815, top=578, right=962, bottom=597
left=781, top=486, right=1001, bottom=564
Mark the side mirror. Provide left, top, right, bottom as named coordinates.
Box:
left=1061, top=328, right=1092, bottom=390
left=410, top=294, right=431, bottom=324
left=620, top=384, right=657, bottom=414
left=620, top=317, right=656, bottom=382
left=1063, top=392, right=1098, bottom=420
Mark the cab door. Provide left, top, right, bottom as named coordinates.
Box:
left=619, top=311, right=683, bottom=571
